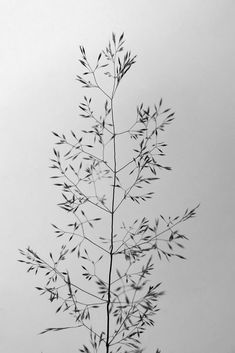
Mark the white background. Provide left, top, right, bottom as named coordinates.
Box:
left=0, top=1, right=234, bottom=352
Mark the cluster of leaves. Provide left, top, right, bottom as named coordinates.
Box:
left=19, top=33, right=198, bottom=353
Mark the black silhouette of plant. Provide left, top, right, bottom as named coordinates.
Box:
left=19, top=33, right=198, bottom=353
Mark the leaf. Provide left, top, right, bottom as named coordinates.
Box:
left=119, top=32, right=124, bottom=42
left=71, top=130, right=76, bottom=138
left=56, top=305, right=62, bottom=313
left=97, top=52, right=102, bottom=62
left=176, top=254, right=186, bottom=260
left=35, top=287, right=43, bottom=291
left=39, top=327, right=74, bottom=335
left=116, top=269, right=121, bottom=278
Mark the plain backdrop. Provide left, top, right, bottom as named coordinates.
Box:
left=0, top=1, right=234, bottom=352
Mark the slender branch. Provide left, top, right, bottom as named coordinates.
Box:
left=114, top=169, right=141, bottom=212
left=91, top=71, right=112, bottom=100
left=80, top=147, right=114, bottom=173
left=114, top=217, right=186, bottom=255
left=109, top=266, right=145, bottom=345
left=106, top=49, right=117, bottom=353
left=58, top=229, right=109, bottom=254
left=39, top=255, right=107, bottom=303
left=60, top=166, right=111, bottom=213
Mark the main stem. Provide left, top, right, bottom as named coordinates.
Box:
left=106, top=96, right=117, bottom=353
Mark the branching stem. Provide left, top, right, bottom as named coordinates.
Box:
left=106, top=52, right=117, bottom=353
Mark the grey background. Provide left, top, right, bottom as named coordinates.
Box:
left=0, top=1, right=234, bottom=352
